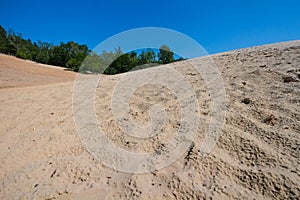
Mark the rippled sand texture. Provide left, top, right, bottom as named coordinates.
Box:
left=0, top=40, right=299, bottom=199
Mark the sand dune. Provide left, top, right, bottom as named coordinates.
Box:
left=0, top=54, right=75, bottom=89
left=0, top=41, right=299, bottom=199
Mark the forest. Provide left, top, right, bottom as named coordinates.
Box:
left=0, top=25, right=184, bottom=74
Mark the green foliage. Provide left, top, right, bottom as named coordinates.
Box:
left=49, top=45, right=68, bottom=67
left=80, top=52, right=103, bottom=73
left=0, top=25, right=9, bottom=54
left=35, top=41, right=52, bottom=64
left=16, top=46, right=32, bottom=60
left=158, top=45, right=174, bottom=64
left=103, top=46, right=186, bottom=75
left=80, top=48, right=123, bottom=73
left=138, top=49, right=156, bottom=65
left=66, top=58, right=81, bottom=72
left=105, top=51, right=139, bottom=75
left=0, top=25, right=185, bottom=74
left=0, top=25, right=89, bottom=71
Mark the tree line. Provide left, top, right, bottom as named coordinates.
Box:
left=98, top=45, right=184, bottom=75
left=0, top=25, right=185, bottom=74
left=0, top=25, right=89, bottom=72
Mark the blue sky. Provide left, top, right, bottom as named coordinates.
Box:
left=1, top=0, right=299, bottom=56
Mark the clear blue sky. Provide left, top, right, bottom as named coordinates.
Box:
left=1, top=0, right=299, bottom=55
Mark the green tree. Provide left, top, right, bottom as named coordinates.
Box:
left=65, top=42, right=89, bottom=71
left=49, top=44, right=68, bottom=67
left=158, top=45, right=174, bottom=64
left=0, top=25, right=8, bottom=54
left=105, top=51, right=139, bottom=75
left=0, top=25, right=92, bottom=71
left=66, top=58, right=82, bottom=71
left=35, top=41, right=52, bottom=64
left=16, top=47, right=32, bottom=60
left=6, top=29, right=23, bottom=55
left=16, top=38, right=36, bottom=60
left=0, top=25, right=186, bottom=74
left=81, top=52, right=102, bottom=73
left=138, top=49, right=156, bottom=65
left=81, top=48, right=123, bottom=73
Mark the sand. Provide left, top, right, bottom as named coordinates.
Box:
left=0, top=41, right=299, bottom=199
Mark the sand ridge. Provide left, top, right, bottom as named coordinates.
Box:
left=0, top=54, right=75, bottom=89
left=0, top=41, right=299, bottom=199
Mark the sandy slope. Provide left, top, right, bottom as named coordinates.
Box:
left=0, top=41, right=299, bottom=199
left=0, top=54, right=75, bottom=88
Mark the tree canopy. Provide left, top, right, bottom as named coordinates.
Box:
left=0, top=25, right=186, bottom=74
left=158, top=45, right=174, bottom=64
left=0, top=25, right=89, bottom=72
left=102, top=46, right=185, bottom=75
